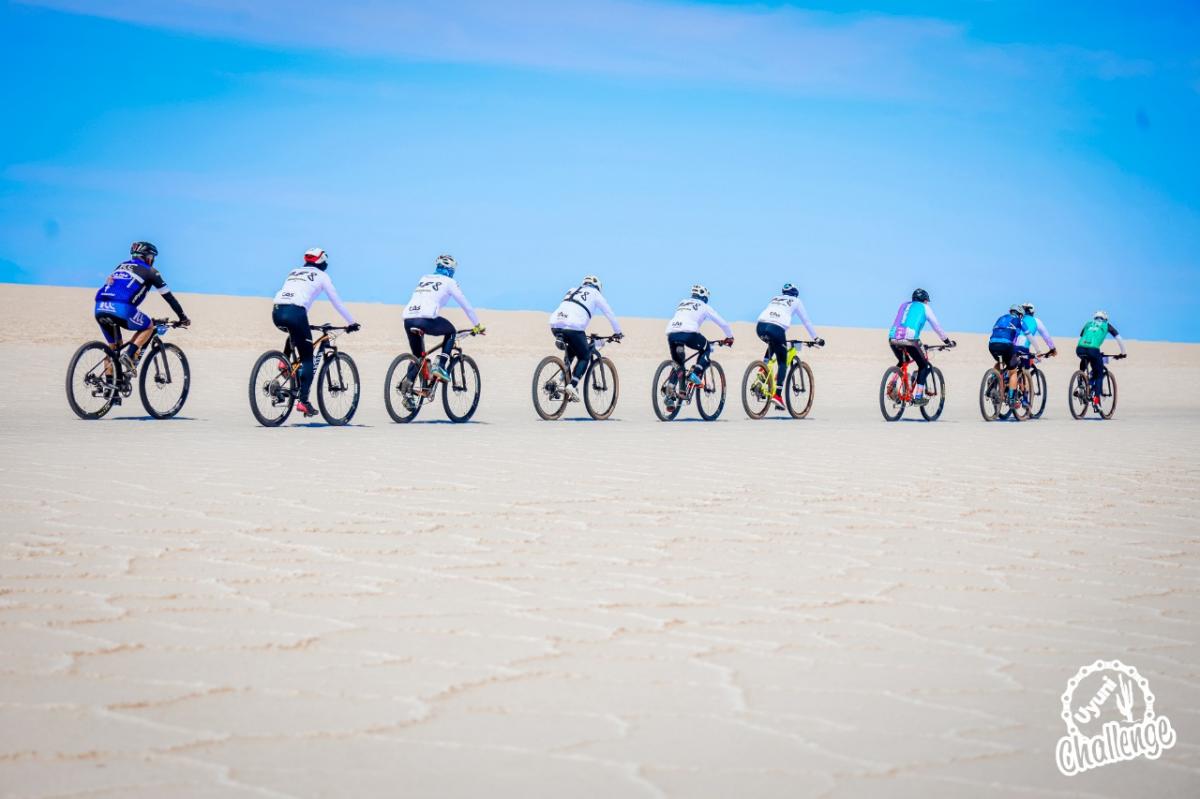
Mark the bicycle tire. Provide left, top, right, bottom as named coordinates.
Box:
left=317, top=352, right=360, bottom=426
left=696, top=361, right=726, bottom=421
left=442, top=353, right=481, bottom=422
left=1010, top=369, right=1032, bottom=421
left=784, top=360, right=815, bottom=419
left=384, top=353, right=423, bottom=423
left=651, top=360, right=682, bottom=421
left=532, top=355, right=569, bottom=420
left=139, top=342, right=190, bottom=419
left=1029, top=367, right=1048, bottom=419
left=1099, top=370, right=1118, bottom=419
left=920, top=367, right=946, bottom=421
left=741, top=361, right=771, bottom=419
left=248, top=350, right=295, bottom=427
left=66, top=341, right=118, bottom=420
left=583, top=356, right=619, bottom=420
left=979, top=368, right=1003, bottom=421
left=879, top=366, right=905, bottom=422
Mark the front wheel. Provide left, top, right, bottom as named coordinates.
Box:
left=784, top=361, right=815, bottom=419
left=920, top=367, right=946, bottom=421
left=1067, top=371, right=1090, bottom=419
left=1029, top=367, right=1048, bottom=419
left=651, top=360, right=682, bottom=421
left=139, top=342, right=190, bottom=419
left=979, top=368, right=1003, bottom=421
left=1098, top=370, right=1118, bottom=419
left=317, top=352, right=360, bottom=426
left=696, top=361, right=726, bottom=421
left=583, top=357, right=619, bottom=420
left=879, top=366, right=905, bottom=422
left=66, top=341, right=118, bottom=420
left=248, top=350, right=295, bottom=427
left=532, top=356, right=569, bottom=420
left=443, top=354, right=481, bottom=422
left=741, top=361, right=771, bottom=419
left=384, top=354, right=423, bottom=423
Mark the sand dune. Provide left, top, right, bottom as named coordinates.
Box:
left=1, top=283, right=1198, bottom=797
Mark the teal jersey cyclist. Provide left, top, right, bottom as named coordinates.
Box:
left=888, top=288, right=955, bottom=405
left=1076, top=310, right=1126, bottom=405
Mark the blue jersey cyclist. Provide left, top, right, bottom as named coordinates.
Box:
left=888, top=288, right=955, bottom=405
left=755, top=282, right=825, bottom=409
left=1076, top=310, right=1126, bottom=406
left=988, top=304, right=1028, bottom=401
left=94, top=241, right=190, bottom=368
left=665, top=284, right=734, bottom=391
left=548, top=275, right=623, bottom=403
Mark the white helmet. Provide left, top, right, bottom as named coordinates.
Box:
left=434, top=254, right=457, bottom=276
left=1009, top=304, right=1024, bottom=316
left=1021, top=302, right=1036, bottom=316
left=1093, top=309, right=1109, bottom=321
left=582, top=275, right=602, bottom=291
left=304, top=247, right=328, bottom=268
left=691, top=284, right=710, bottom=302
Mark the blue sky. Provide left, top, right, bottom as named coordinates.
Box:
left=2, top=1, right=1198, bottom=340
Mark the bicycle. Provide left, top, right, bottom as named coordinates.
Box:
left=1068, top=353, right=1124, bottom=420
left=248, top=324, right=361, bottom=426
left=532, top=333, right=621, bottom=421
left=741, top=339, right=822, bottom=419
left=979, top=351, right=1053, bottom=422
left=879, top=343, right=954, bottom=422
left=384, top=328, right=484, bottom=423
left=651, top=339, right=730, bottom=422
left=66, top=318, right=190, bottom=420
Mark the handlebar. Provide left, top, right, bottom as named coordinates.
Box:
left=925, top=342, right=956, bottom=352
left=152, top=318, right=187, bottom=329
left=788, top=339, right=824, bottom=348
left=589, top=334, right=623, bottom=343
left=310, top=324, right=355, bottom=333
left=456, top=328, right=485, bottom=337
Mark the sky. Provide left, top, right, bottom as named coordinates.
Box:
left=2, top=0, right=1198, bottom=340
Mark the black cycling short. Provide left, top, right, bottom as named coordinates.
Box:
left=988, top=341, right=1016, bottom=368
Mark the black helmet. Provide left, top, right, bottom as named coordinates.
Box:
left=131, top=241, right=158, bottom=259
left=912, top=288, right=930, bottom=302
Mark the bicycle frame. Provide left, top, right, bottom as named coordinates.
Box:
left=668, top=339, right=728, bottom=400
left=892, top=344, right=951, bottom=403
left=560, top=334, right=618, bottom=392
left=407, top=328, right=479, bottom=404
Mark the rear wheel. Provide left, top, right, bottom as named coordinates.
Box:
left=1029, top=367, right=1048, bottom=419
left=920, top=367, right=946, bottom=421
left=651, top=360, right=682, bottom=421
left=317, top=352, right=360, bottom=425
left=979, top=368, right=1003, bottom=421
left=443, top=354, right=481, bottom=422
left=1067, top=370, right=1090, bottom=419
left=532, top=356, right=569, bottom=420
left=879, top=366, right=905, bottom=422
left=66, top=341, right=119, bottom=420
left=583, top=357, right=619, bottom=420
left=741, top=361, right=771, bottom=419
left=248, top=350, right=295, bottom=427
left=1010, top=370, right=1032, bottom=421
left=784, top=361, right=815, bottom=419
left=139, top=342, right=190, bottom=419
left=1098, top=370, right=1118, bottom=419
left=384, top=354, right=423, bottom=423
left=696, top=361, right=726, bottom=421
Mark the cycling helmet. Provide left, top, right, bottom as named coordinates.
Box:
left=1009, top=303, right=1024, bottom=317
left=782, top=282, right=799, bottom=297
left=691, top=284, right=710, bottom=303
left=130, top=241, right=158, bottom=260
left=304, top=247, right=328, bottom=269
left=912, top=288, right=929, bottom=302
left=1094, top=310, right=1109, bottom=321
left=1021, top=302, right=1036, bottom=316
left=582, top=275, right=602, bottom=292
left=435, top=254, right=457, bottom=277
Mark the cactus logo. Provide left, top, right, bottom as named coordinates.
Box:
left=1055, top=660, right=1177, bottom=776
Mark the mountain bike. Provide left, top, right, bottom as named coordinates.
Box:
left=66, top=318, right=190, bottom=420
left=979, top=351, right=1053, bottom=422
left=248, top=324, right=360, bottom=426
left=532, top=333, right=621, bottom=420
left=741, top=339, right=822, bottom=419
left=651, top=340, right=730, bottom=422
left=384, top=328, right=484, bottom=423
left=1069, top=353, right=1124, bottom=420
left=879, top=343, right=954, bottom=422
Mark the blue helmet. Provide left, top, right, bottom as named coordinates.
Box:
left=434, top=254, right=456, bottom=277
left=782, top=283, right=799, bottom=297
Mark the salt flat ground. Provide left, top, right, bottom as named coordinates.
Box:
left=1, top=285, right=1198, bottom=798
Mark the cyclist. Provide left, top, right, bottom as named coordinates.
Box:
left=1076, top=310, right=1127, bottom=407
left=401, top=254, right=485, bottom=388
left=665, top=284, right=734, bottom=392
left=1017, top=303, right=1057, bottom=362
left=888, top=288, right=954, bottom=406
left=272, top=247, right=360, bottom=418
left=756, top=282, right=825, bottom=409
left=988, top=304, right=1026, bottom=403
left=549, top=274, right=623, bottom=403
left=94, top=241, right=191, bottom=373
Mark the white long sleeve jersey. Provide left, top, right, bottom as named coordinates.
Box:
left=665, top=298, right=733, bottom=337
left=273, top=267, right=356, bottom=324
left=549, top=285, right=622, bottom=334
left=756, top=295, right=817, bottom=339
left=402, top=274, right=480, bottom=325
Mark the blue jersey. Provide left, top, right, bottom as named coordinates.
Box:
left=95, top=259, right=169, bottom=308
left=989, top=313, right=1022, bottom=344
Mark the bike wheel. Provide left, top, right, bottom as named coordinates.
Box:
left=1029, top=367, right=1048, bottom=419
left=138, top=343, right=190, bottom=419
left=879, top=366, right=905, bottom=422
left=384, top=354, right=423, bottom=423
left=248, top=350, right=295, bottom=427
left=583, top=357, right=619, bottom=420
left=1067, top=371, right=1090, bottom=419
left=1010, top=370, right=1032, bottom=421
left=741, top=361, right=771, bottom=419
left=696, top=361, right=726, bottom=421
left=443, top=354, right=481, bottom=422
left=317, top=352, right=360, bottom=426
left=532, top=356, right=569, bottom=420
left=651, top=360, right=682, bottom=421
left=1098, top=370, right=1118, bottom=419
left=920, top=367, right=946, bottom=421
left=979, top=368, right=1003, bottom=421
left=66, top=341, right=118, bottom=419
left=784, top=361, right=815, bottom=419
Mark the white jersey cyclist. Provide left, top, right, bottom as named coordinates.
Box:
left=550, top=281, right=622, bottom=334
left=665, top=297, right=734, bottom=337
left=273, top=265, right=356, bottom=323
left=403, top=274, right=480, bottom=326
left=757, top=293, right=817, bottom=339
